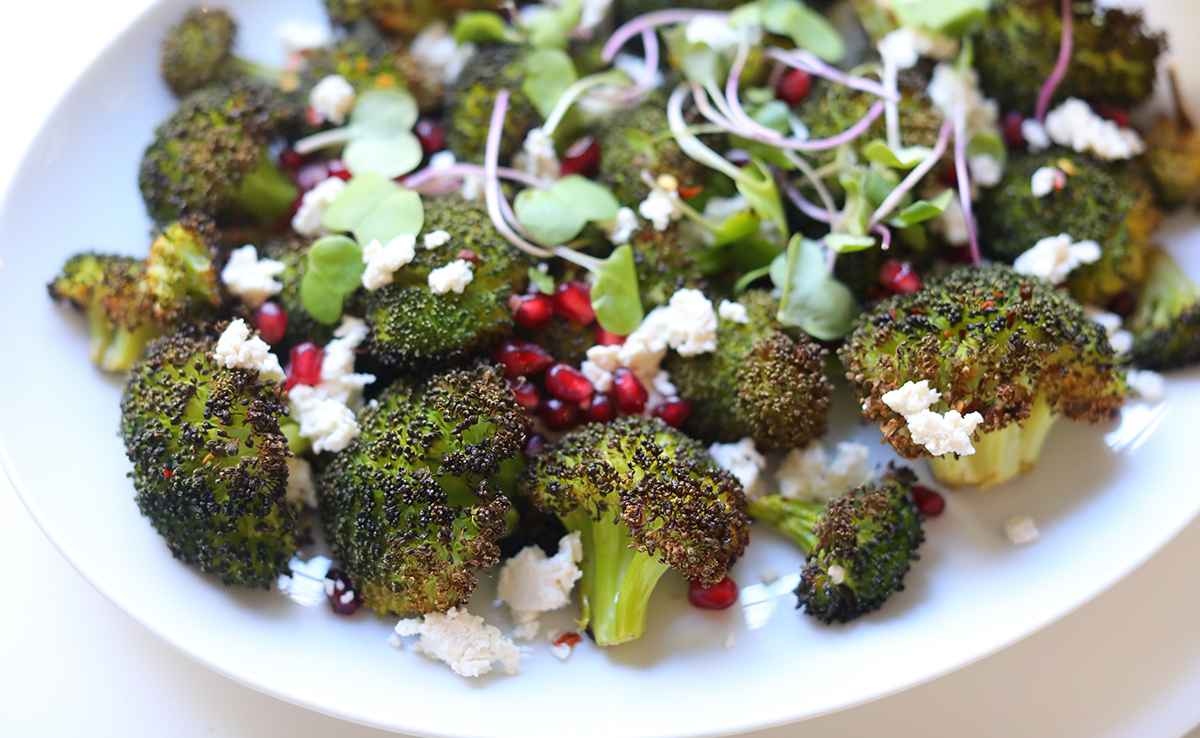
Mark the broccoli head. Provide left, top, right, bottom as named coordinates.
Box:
left=119, top=329, right=298, bottom=587
left=316, top=364, right=525, bottom=615
left=518, top=417, right=750, bottom=646
left=1129, top=247, right=1200, bottom=371
left=366, top=194, right=530, bottom=367
left=160, top=8, right=240, bottom=97
left=257, top=235, right=337, bottom=349
left=596, top=100, right=712, bottom=210
left=628, top=223, right=705, bottom=310
left=749, top=466, right=924, bottom=624
left=446, top=44, right=541, bottom=164
left=1144, top=117, right=1200, bottom=209
left=324, top=0, right=502, bottom=38
left=665, top=289, right=832, bottom=450
left=839, top=264, right=1126, bottom=488
left=301, top=31, right=442, bottom=114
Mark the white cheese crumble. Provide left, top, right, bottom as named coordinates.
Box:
left=927, top=63, right=999, bottom=138
left=1021, top=119, right=1051, bottom=152
left=361, top=234, right=417, bottom=291
left=724, top=632, right=737, bottom=649
left=1126, top=369, right=1165, bottom=404
left=1004, top=515, right=1039, bottom=546
left=291, top=176, right=347, bottom=236
left=550, top=641, right=574, bottom=660
left=428, top=259, right=474, bottom=294
left=411, top=21, right=476, bottom=85
left=212, top=319, right=286, bottom=382
left=393, top=607, right=521, bottom=677
left=497, top=532, right=583, bottom=640
left=285, top=457, right=317, bottom=509
left=827, top=564, right=846, bottom=586
left=905, top=409, right=984, bottom=456
left=709, top=438, right=766, bottom=498
left=277, top=20, right=330, bottom=55
left=580, top=344, right=621, bottom=393
left=460, top=174, right=485, bottom=201
left=1084, top=306, right=1132, bottom=356
left=761, top=568, right=780, bottom=585
left=1030, top=166, right=1064, bottom=198
left=423, top=229, right=451, bottom=249
left=776, top=441, right=873, bottom=501
left=968, top=153, right=1003, bottom=187
left=1043, top=98, right=1145, bottom=161
left=288, top=317, right=376, bottom=453
left=603, top=206, right=639, bottom=245
left=1013, top=234, right=1102, bottom=285
left=685, top=15, right=742, bottom=52
left=879, top=28, right=920, bottom=69
left=220, top=245, right=285, bottom=308
left=309, top=74, right=356, bottom=126
left=638, top=186, right=682, bottom=232
left=277, top=555, right=332, bottom=606
left=519, top=128, right=560, bottom=181
left=628, top=288, right=718, bottom=358
left=718, top=300, right=750, bottom=324
left=882, top=380, right=941, bottom=417
left=652, top=370, right=677, bottom=398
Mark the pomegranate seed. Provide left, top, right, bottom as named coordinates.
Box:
left=455, top=249, right=479, bottom=265
left=776, top=68, right=813, bottom=106
left=583, top=393, right=615, bottom=423
left=595, top=325, right=626, bottom=346
left=287, top=342, right=324, bottom=389
left=677, top=185, right=704, bottom=199
left=509, top=379, right=541, bottom=410
left=326, top=159, right=351, bottom=181
left=545, top=363, right=594, bottom=403
left=688, top=576, right=738, bottom=610
left=938, top=161, right=959, bottom=189
left=1108, top=292, right=1135, bottom=318
left=524, top=434, right=546, bottom=456
left=879, top=259, right=923, bottom=294
left=253, top=301, right=288, bottom=346
left=512, top=293, right=554, bottom=330
left=1092, top=102, right=1129, bottom=128
left=414, top=118, right=447, bottom=157
left=560, top=136, right=603, bottom=178
left=279, top=148, right=305, bottom=170
left=1002, top=111, right=1026, bottom=152
left=653, top=397, right=691, bottom=428
left=325, top=569, right=362, bottom=616
left=539, top=397, right=582, bottom=431
left=492, top=340, right=554, bottom=380
left=612, top=369, right=648, bottom=415
left=553, top=281, right=595, bottom=325
left=296, top=161, right=331, bottom=192
left=911, top=485, right=945, bottom=517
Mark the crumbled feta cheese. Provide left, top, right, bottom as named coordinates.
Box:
left=927, top=63, right=999, bottom=137
left=603, top=206, right=639, bottom=245
left=825, top=442, right=873, bottom=493
left=827, top=564, right=846, bottom=586
left=277, top=20, right=330, bottom=55
left=1084, top=307, right=1132, bottom=356
left=550, top=642, right=574, bottom=660
left=723, top=632, right=737, bottom=649
left=410, top=21, right=475, bottom=85
left=879, top=28, right=920, bottom=69
left=212, top=319, right=286, bottom=382
left=497, top=532, right=583, bottom=641
left=460, top=174, right=485, bottom=201
left=423, top=229, right=451, bottom=249
left=428, top=259, right=475, bottom=294
left=1013, top=234, right=1102, bottom=285
left=387, top=633, right=403, bottom=648
left=580, top=361, right=614, bottom=393
left=393, top=607, right=521, bottom=677
left=277, top=556, right=332, bottom=606
left=1030, top=166, right=1064, bottom=198
left=882, top=380, right=942, bottom=417
left=1109, top=330, right=1133, bottom=356
left=652, top=370, right=676, bottom=398
left=639, top=289, right=718, bottom=358
left=1126, top=369, right=1165, bottom=404
left=580, top=344, right=621, bottom=393
left=1022, top=119, right=1051, bottom=152
left=285, top=457, right=317, bottom=509
left=718, top=300, right=750, bottom=324
left=685, top=15, right=742, bottom=51
left=220, top=245, right=285, bottom=308
left=361, top=234, right=417, bottom=291
left=906, top=409, right=984, bottom=456
left=309, top=74, right=356, bottom=126
left=1004, top=515, right=1039, bottom=546
left=968, top=153, right=1003, bottom=187
left=929, top=191, right=968, bottom=246
left=777, top=441, right=873, bottom=501
left=319, top=316, right=375, bottom=405
left=638, top=186, right=682, bottom=232
left=291, top=176, right=347, bottom=236
left=520, top=128, right=560, bottom=181
left=1043, top=98, right=1145, bottom=160
left=708, top=438, right=766, bottom=498
left=430, top=150, right=457, bottom=170
left=761, top=568, right=780, bottom=585
left=289, top=387, right=360, bottom=453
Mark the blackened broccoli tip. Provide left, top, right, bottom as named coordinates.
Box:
left=517, top=417, right=750, bottom=646
left=628, top=223, right=705, bottom=311
left=119, top=330, right=299, bottom=588
left=596, top=101, right=710, bottom=210
left=750, top=466, right=924, bottom=624
left=446, top=44, right=540, bottom=164
left=301, top=32, right=442, bottom=113
left=315, top=364, right=526, bottom=615
left=839, top=264, right=1127, bottom=488
left=1130, top=247, right=1200, bottom=371
left=796, top=78, right=942, bottom=168
left=160, top=8, right=239, bottom=98
left=366, top=194, right=530, bottom=368
left=138, top=79, right=298, bottom=226
left=665, top=290, right=832, bottom=450
left=324, top=0, right=503, bottom=38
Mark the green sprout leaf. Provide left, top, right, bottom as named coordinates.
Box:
left=863, top=140, right=934, bottom=169
left=760, top=0, right=845, bottom=63
left=589, top=245, right=643, bottom=335
left=453, top=11, right=520, bottom=44
left=889, top=189, right=954, bottom=227
left=825, top=234, right=877, bottom=253
left=300, top=235, right=365, bottom=325
left=735, top=157, right=788, bottom=237
left=321, top=172, right=424, bottom=245
left=519, top=0, right=583, bottom=48
left=528, top=266, right=555, bottom=295
left=514, top=175, right=620, bottom=245
left=521, top=48, right=579, bottom=118
left=774, top=235, right=858, bottom=340
left=891, top=0, right=991, bottom=37
left=294, top=90, right=423, bottom=179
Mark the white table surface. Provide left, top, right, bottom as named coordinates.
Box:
left=5, top=2, right=1200, bottom=737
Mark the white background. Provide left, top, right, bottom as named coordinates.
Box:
left=4, top=2, right=1200, bottom=737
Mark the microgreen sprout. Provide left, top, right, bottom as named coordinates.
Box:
left=293, top=89, right=424, bottom=179
left=952, top=45, right=982, bottom=266
left=1035, top=0, right=1074, bottom=123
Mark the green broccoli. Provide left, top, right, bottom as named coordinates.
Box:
left=47, top=217, right=223, bottom=371
left=301, top=30, right=443, bottom=114
left=1144, top=115, right=1200, bottom=209
left=446, top=44, right=542, bottom=164
left=138, top=80, right=299, bottom=226
left=159, top=7, right=279, bottom=98
left=664, top=290, right=832, bottom=450
left=979, top=150, right=1160, bottom=306
left=596, top=101, right=712, bottom=210
left=518, top=417, right=750, bottom=646
left=315, top=364, right=525, bottom=615
left=257, top=235, right=338, bottom=349
left=516, top=314, right=595, bottom=366
left=1129, top=248, right=1200, bottom=370
left=974, top=0, right=1166, bottom=115
left=628, top=223, right=706, bottom=310
left=616, top=0, right=743, bottom=22
left=839, top=264, right=1127, bottom=489
left=119, top=329, right=298, bottom=587
left=324, top=0, right=502, bottom=38
left=365, top=194, right=530, bottom=367
left=749, top=466, right=924, bottom=624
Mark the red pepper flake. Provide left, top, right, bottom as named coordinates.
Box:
left=944, top=329, right=953, bottom=338
left=982, top=300, right=994, bottom=309
left=162, top=468, right=173, bottom=478
left=552, top=632, right=583, bottom=648
left=1005, top=311, right=1016, bottom=329
left=993, top=291, right=1004, bottom=299
left=909, top=307, right=927, bottom=315
left=677, top=185, right=704, bottom=199
left=455, top=249, right=479, bottom=265
left=1020, top=285, right=1033, bottom=302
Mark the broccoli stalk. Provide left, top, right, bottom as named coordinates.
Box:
left=1130, top=248, right=1200, bottom=370
left=927, top=396, right=1058, bottom=489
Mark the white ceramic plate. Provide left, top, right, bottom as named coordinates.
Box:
left=3, top=1, right=1200, bottom=736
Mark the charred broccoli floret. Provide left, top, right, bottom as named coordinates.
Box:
left=48, top=217, right=223, bottom=371
left=975, top=0, right=1165, bottom=115
left=316, top=365, right=525, bottom=614
left=596, top=101, right=711, bottom=209
left=159, top=7, right=278, bottom=98
left=301, top=31, right=442, bottom=114
left=628, top=223, right=705, bottom=310
left=749, top=466, right=924, bottom=624
left=840, top=264, right=1126, bottom=488
left=139, top=80, right=299, bottom=226
left=257, top=235, right=337, bottom=349
left=979, top=150, right=1160, bottom=306
left=119, top=329, right=298, bottom=587
left=324, top=0, right=501, bottom=38
left=1129, top=248, right=1200, bottom=370
left=519, top=417, right=750, bottom=646
left=446, top=44, right=541, bottom=164
left=664, top=290, right=832, bottom=449
left=365, top=194, right=530, bottom=367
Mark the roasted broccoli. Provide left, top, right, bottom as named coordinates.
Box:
left=316, top=365, right=525, bottom=615
left=596, top=101, right=711, bottom=210
left=324, top=0, right=501, bottom=38
left=749, top=466, right=924, bottom=624
left=616, top=0, right=742, bottom=22
left=139, top=80, right=299, bottom=226
left=159, top=7, right=278, bottom=97
left=1144, top=79, right=1200, bottom=209
left=119, top=329, right=299, bottom=587
left=445, top=44, right=541, bottom=164
left=664, top=290, right=832, bottom=450
left=628, top=223, right=705, bottom=310
left=518, top=417, right=750, bottom=646
left=48, top=217, right=223, bottom=371
left=257, top=235, right=338, bottom=349
left=1129, top=248, right=1200, bottom=370
left=301, top=30, right=442, bottom=114
left=840, top=264, right=1126, bottom=488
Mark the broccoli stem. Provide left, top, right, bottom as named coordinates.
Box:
left=928, top=396, right=1058, bottom=488
left=236, top=153, right=299, bottom=222
left=746, top=496, right=822, bottom=552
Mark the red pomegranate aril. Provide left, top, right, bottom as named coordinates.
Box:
left=584, top=393, right=615, bottom=423
left=539, top=397, right=582, bottom=431
left=509, top=379, right=541, bottom=410
left=1002, top=111, right=1027, bottom=151
left=560, top=136, right=603, bottom=178
left=524, top=434, right=546, bottom=457
left=653, top=397, right=691, bottom=428
left=325, top=568, right=362, bottom=616
left=296, top=161, right=332, bottom=191
left=288, top=342, right=324, bottom=388
left=553, top=281, right=595, bottom=325
left=595, top=325, right=626, bottom=346
left=414, top=118, right=447, bottom=157
left=612, top=369, right=648, bottom=415
left=493, top=340, right=554, bottom=380
left=326, top=159, right=351, bottom=181
left=937, top=161, right=959, bottom=189
left=1108, top=292, right=1136, bottom=318
left=776, top=68, right=813, bottom=106
left=253, top=301, right=289, bottom=346
left=279, top=148, right=305, bottom=170
left=1093, top=102, right=1129, bottom=128
left=911, top=485, right=945, bottom=517
left=545, top=363, right=594, bottom=402
left=551, top=631, right=583, bottom=648
left=688, top=576, right=738, bottom=610
left=879, top=259, right=923, bottom=294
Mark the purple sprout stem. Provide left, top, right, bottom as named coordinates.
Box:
left=484, top=90, right=553, bottom=260
left=601, top=9, right=725, bottom=62
left=784, top=183, right=833, bottom=223
left=403, top=163, right=554, bottom=192
left=726, top=38, right=786, bottom=141
left=1035, top=0, right=1074, bottom=123
left=953, top=89, right=981, bottom=266
left=869, top=119, right=953, bottom=228
left=766, top=48, right=898, bottom=102
left=872, top=223, right=892, bottom=250
left=620, top=29, right=662, bottom=102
